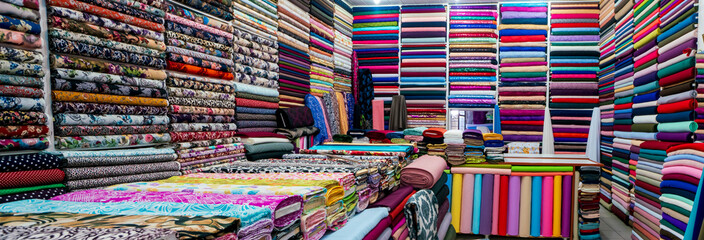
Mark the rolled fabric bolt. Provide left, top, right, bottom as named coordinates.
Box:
left=460, top=173, right=474, bottom=233
left=480, top=174, right=494, bottom=235
left=451, top=174, right=463, bottom=229
left=561, top=175, right=572, bottom=237
left=472, top=174, right=482, bottom=234
left=552, top=175, right=562, bottom=237
left=530, top=176, right=542, bottom=237
left=498, top=175, right=509, bottom=235
left=492, top=174, right=501, bottom=235
left=507, top=175, right=521, bottom=235
left=519, top=176, right=532, bottom=237
left=541, top=176, right=553, bottom=237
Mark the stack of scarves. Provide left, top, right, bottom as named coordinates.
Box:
left=548, top=3, right=600, bottom=154
left=447, top=5, right=498, bottom=109
left=497, top=2, right=548, bottom=143
left=463, top=130, right=486, bottom=164
left=47, top=0, right=170, bottom=149
left=444, top=130, right=465, bottom=166
left=578, top=166, right=601, bottom=240
left=308, top=0, right=335, bottom=97
left=399, top=5, right=447, bottom=129
left=277, top=0, right=312, bottom=108
left=352, top=6, right=400, bottom=113
left=598, top=0, right=616, bottom=210
left=0, top=153, right=67, bottom=203
left=235, top=82, right=280, bottom=133
left=56, top=148, right=180, bottom=190
left=659, top=143, right=704, bottom=240
left=632, top=141, right=677, bottom=240
left=483, top=133, right=505, bottom=163
left=0, top=0, right=48, bottom=151
left=333, top=0, right=353, bottom=93
left=239, top=132, right=294, bottom=160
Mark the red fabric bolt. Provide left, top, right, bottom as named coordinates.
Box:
left=551, top=22, right=599, bottom=28
left=500, top=35, right=545, bottom=42
left=498, top=175, right=509, bottom=236
left=550, top=98, right=599, bottom=104
left=236, top=98, right=279, bottom=109
left=501, top=121, right=544, bottom=126
left=639, top=141, right=681, bottom=151
left=614, top=103, right=633, bottom=110
left=401, top=62, right=447, bottom=67
left=658, top=67, right=695, bottom=87
left=0, top=169, right=64, bottom=188
left=657, top=99, right=698, bottom=114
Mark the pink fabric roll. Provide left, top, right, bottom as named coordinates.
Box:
left=372, top=99, right=384, bottom=130
left=460, top=173, right=475, bottom=233
left=492, top=174, right=501, bottom=235
left=551, top=14, right=599, bottom=19
left=552, top=74, right=597, bottom=79
left=541, top=176, right=554, bottom=237
left=500, top=6, right=547, bottom=12
left=399, top=155, right=448, bottom=189
left=452, top=167, right=511, bottom=175
left=403, top=27, right=446, bottom=32
left=661, top=166, right=703, bottom=179
left=353, top=40, right=399, bottom=45
left=507, top=175, right=521, bottom=235
left=353, top=14, right=399, bottom=20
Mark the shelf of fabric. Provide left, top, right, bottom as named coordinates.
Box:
left=578, top=166, right=600, bottom=239
left=609, top=0, right=635, bottom=224
left=0, top=153, right=66, bottom=203
left=47, top=0, right=170, bottom=150
left=400, top=4, right=447, bottom=129
left=0, top=0, right=48, bottom=152
left=498, top=2, right=548, bottom=144
left=549, top=2, right=600, bottom=155
left=659, top=144, right=703, bottom=240
left=632, top=141, right=672, bottom=240
left=352, top=5, right=400, bottom=129
left=598, top=0, right=616, bottom=211
left=333, top=0, right=353, bottom=93
left=309, top=0, right=335, bottom=97
left=447, top=5, right=498, bottom=113
left=277, top=0, right=311, bottom=108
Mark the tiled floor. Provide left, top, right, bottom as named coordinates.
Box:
left=599, top=206, right=632, bottom=240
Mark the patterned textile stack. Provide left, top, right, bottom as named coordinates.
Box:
left=483, top=133, right=505, bottom=163
left=660, top=143, right=703, bottom=240
left=443, top=130, right=465, bottom=166
left=56, top=148, right=180, bottom=190
left=610, top=0, right=634, bottom=224
left=598, top=0, right=616, bottom=209
left=423, top=128, right=446, bottom=159
left=462, top=130, right=485, bottom=165
left=578, top=166, right=601, bottom=240
left=447, top=5, right=498, bottom=109
left=0, top=153, right=66, bottom=203
left=274, top=106, right=319, bottom=150
left=548, top=2, right=600, bottom=154
left=277, top=0, right=311, bottom=108
left=333, top=0, right=353, bottom=93
left=352, top=6, right=400, bottom=129
left=497, top=3, right=548, bottom=144
left=163, top=1, right=239, bottom=173
left=47, top=0, right=170, bottom=150
left=309, top=0, right=335, bottom=97
left=0, top=0, right=48, bottom=151
left=400, top=5, right=447, bottom=129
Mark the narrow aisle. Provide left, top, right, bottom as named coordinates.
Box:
left=600, top=206, right=632, bottom=240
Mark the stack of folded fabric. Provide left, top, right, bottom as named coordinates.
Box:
left=58, top=148, right=180, bottom=190
left=309, top=0, right=335, bottom=97
left=424, top=128, right=447, bottom=158
left=447, top=5, right=498, bottom=109
left=235, top=82, right=280, bottom=133
left=306, top=94, right=332, bottom=145
left=0, top=153, right=66, bottom=203
left=275, top=107, right=319, bottom=149
left=239, top=132, right=294, bottom=160
left=400, top=5, right=447, bottom=129
left=497, top=2, right=548, bottom=144
left=444, top=130, right=466, bottom=166
left=233, top=0, right=278, bottom=51
left=48, top=0, right=170, bottom=149
left=654, top=0, right=697, bottom=144
left=385, top=131, right=406, bottom=144
left=483, top=133, right=505, bottom=163
left=632, top=141, right=676, bottom=240
left=366, top=130, right=392, bottom=144
left=698, top=54, right=704, bottom=139
left=333, top=0, right=353, bottom=92
left=610, top=137, right=633, bottom=223
left=599, top=0, right=616, bottom=209
left=578, top=166, right=601, bottom=240
left=660, top=143, right=703, bottom=240
left=403, top=127, right=426, bottom=143
left=399, top=155, right=449, bottom=239
left=352, top=6, right=400, bottom=114
left=0, top=1, right=48, bottom=151
left=232, top=6, right=280, bottom=90
left=277, top=0, right=312, bottom=108
left=463, top=130, right=485, bottom=164
left=549, top=2, right=600, bottom=154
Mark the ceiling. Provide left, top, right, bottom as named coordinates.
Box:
left=347, top=0, right=590, bottom=6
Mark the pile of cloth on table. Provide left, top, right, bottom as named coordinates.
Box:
left=483, top=133, right=505, bottom=163
left=444, top=130, right=466, bottom=166
left=659, top=143, right=703, bottom=240
left=275, top=106, right=320, bottom=150
left=463, top=130, right=486, bottom=164
left=0, top=153, right=66, bottom=203
left=365, top=130, right=405, bottom=144
left=400, top=155, right=454, bottom=240
left=55, top=148, right=180, bottom=190
left=424, top=128, right=447, bottom=158
left=235, top=82, right=281, bottom=134
left=238, top=132, right=294, bottom=161
left=578, top=166, right=601, bottom=240
left=403, top=127, right=426, bottom=144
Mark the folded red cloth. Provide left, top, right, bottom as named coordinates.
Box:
left=500, top=35, right=545, bottom=42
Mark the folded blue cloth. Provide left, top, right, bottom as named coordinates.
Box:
left=499, top=51, right=546, bottom=59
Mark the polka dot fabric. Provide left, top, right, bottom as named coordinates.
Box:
left=0, top=153, right=62, bottom=172
left=0, top=187, right=67, bottom=204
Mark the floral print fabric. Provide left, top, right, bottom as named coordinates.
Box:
left=55, top=133, right=170, bottom=149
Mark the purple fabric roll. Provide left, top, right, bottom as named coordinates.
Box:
left=658, top=39, right=696, bottom=63
left=634, top=72, right=658, bottom=86
left=554, top=137, right=588, bottom=142
left=549, top=35, right=599, bottom=41
left=502, top=125, right=544, bottom=131
left=500, top=6, right=547, bottom=12
left=480, top=174, right=494, bottom=235
left=502, top=116, right=544, bottom=121
left=501, top=11, right=547, bottom=19
left=561, top=175, right=572, bottom=237
left=656, top=132, right=695, bottom=142
left=500, top=77, right=548, bottom=82
left=401, top=32, right=447, bottom=38
left=451, top=5, right=496, bottom=10
left=507, top=175, right=521, bottom=235
left=450, top=86, right=493, bottom=90
left=499, top=109, right=544, bottom=116
left=634, top=40, right=657, bottom=56
left=662, top=213, right=687, bottom=231
left=503, top=135, right=543, bottom=141
left=449, top=99, right=496, bottom=104
left=552, top=128, right=590, bottom=133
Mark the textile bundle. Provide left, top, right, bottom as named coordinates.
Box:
left=234, top=82, right=280, bottom=134
left=598, top=0, right=616, bottom=214
left=444, top=130, right=466, bottom=165
left=498, top=2, right=548, bottom=144
left=447, top=4, right=498, bottom=111
left=400, top=5, right=447, bottom=129
left=0, top=153, right=66, bottom=203
left=333, top=0, right=353, bottom=93
left=659, top=144, right=703, bottom=240
left=238, top=132, right=294, bottom=161
left=578, top=166, right=600, bottom=239
left=277, top=0, right=312, bottom=108
left=484, top=133, right=505, bottom=163
left=353, top=6, right=400, bottom=129
left=449, top=166, right=574, bottom=237
left=0, top=0, right=48, bottom=151
left=549, top=2, right=600, bottom=155
left=48, top=0, right=171, bottom=150
left=308, top=0, right=335, bottom=97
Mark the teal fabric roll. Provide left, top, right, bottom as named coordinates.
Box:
left=531, top=176, right=542, bottom=237
left=656, top=121, right=698, bottom=132
left=472, top=174, right=482, bottom=234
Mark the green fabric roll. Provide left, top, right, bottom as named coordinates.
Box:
left=510, top=166, right=574, bottom=172
left=657, top=57, right=696, bottom=79
left=332, top=134, right=353, bottom=143
left=656, top=121, right=698, bottom=132
left=444, top=225, right=457, bottom=240
left=614, top=96, right=634, bottom=104
left=244, top=142, right=294, bottom=154
left=614, top=119, right=634, bottom=125
left=639, top=148, right=666, bottom=156
left=453, top=164, right=512, bottom=169
left=631, top=123, right=658, bottom=132
left=613, top=156, right=629, bottom=164
left=661, top=214, right=685, bottom=235
left=662, top=193, right=695, bottom=206
left=633, top=81, right=659, bottom=94
left=353, top=10, right=399, bottom=16
left=634, top=59, right=656, bottom=72
left=0, top=184, right=65, bottom=195
left=237, top=92, right=279, bottom=103
left=634, top=0, right=656, bottom=18
left=639, top=153, right=666, bottom=162
left=500, top=72, right=546, bottom=78
left=658, top=25, right=696, bottom=47
left=661, top=202, right=692, bottom=218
